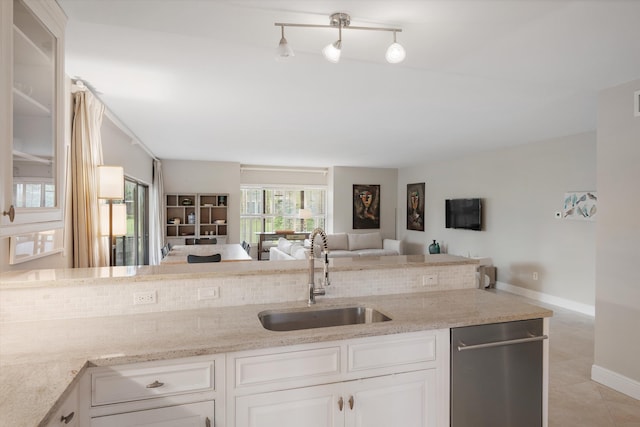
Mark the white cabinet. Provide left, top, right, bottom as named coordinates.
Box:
left=236, top=383, right=340, bottom=427
left=346, top=371, right=436, bottom=427
left=44, top=384, right=78, bottom=427
left=0, top=0, right=66, bottom=235
left=228, top=330, right=449, bottom=427
left=87, top=355, right=224, bottom=427
left=235, top=370, right=435, bottom=427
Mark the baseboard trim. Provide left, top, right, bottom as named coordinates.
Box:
left=592, top=364, right=640, bottom=400
left=494, top=281, right=595, bottom=316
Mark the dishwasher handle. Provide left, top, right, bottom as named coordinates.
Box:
left=457, top=334, right=548, bottom=352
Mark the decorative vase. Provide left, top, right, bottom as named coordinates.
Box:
left=428, top=240, right=440, bottom=254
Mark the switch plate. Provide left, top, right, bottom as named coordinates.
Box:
left=198, top=287, right=220, bottom=300
left=423, top=274, right=438, bottom=287
left=133, top=291, right=157, bottom=305
left=532, top=272, right=539, bottom=281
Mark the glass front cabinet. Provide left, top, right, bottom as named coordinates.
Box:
left=1, top=0, right=66, bottom=236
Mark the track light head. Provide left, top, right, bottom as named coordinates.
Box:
left=322, top=40, right=342, bottom=63
left=385, top=31, right=406, bottom=64
left=275, top=26, right=294, bottom=60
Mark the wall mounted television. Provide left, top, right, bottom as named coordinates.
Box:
left=445, top=198, right=482, bottom=231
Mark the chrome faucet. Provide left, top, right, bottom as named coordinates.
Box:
left=308, top=228, right=331, bottom=305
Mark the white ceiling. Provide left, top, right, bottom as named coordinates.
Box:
left=58, top=0, right=640, bottom=168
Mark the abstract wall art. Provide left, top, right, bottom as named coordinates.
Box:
left=407, top=182, right=425, bottom=231
left=353, top=184, right=380, bottom=229
left=563, top=191, right=597, bottom=221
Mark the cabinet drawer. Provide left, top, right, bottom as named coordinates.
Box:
left=91, top=361, right=214, bottom=406
left=348, top=332, right=436, bottom=372
left=90, top=401, right=214, bottom=427
left=234, top=346, right=340, bottom=388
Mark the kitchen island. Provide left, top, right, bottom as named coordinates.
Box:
left=0, top=255, right=552, bottom=426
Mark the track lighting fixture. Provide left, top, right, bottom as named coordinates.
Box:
left=275, top=12, right=405, bottom=64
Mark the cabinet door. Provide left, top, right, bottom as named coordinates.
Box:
left=235, top=384, right=343, bottom=427
left=1, top=0, right=66, bottom=233
left=345, top=370, right=436, bottom=427
left=90, top=401, right=214, bottom=427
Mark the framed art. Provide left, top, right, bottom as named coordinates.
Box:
left=407, top=182, right=425, bottom=231
left=353, top=184, right=380, bottom=229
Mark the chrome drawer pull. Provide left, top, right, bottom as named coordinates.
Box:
left=146, top=380, right=165, bottom=388
left=60, top=412, right=75, bottom=424
left=458, top=335, right=548, bottom=352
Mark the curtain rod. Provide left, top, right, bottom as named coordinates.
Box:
left=72, top=80, right=159, bottom=161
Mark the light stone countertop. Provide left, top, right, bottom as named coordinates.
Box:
left=0, top=254, right=476, bottom=289
left=0, top=288, right=552, bottom=427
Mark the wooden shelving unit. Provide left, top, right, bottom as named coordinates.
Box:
left=165, top=193, right=228, bottom=245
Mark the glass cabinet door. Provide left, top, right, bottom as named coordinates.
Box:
left=2, top=0, right=65, bottom=232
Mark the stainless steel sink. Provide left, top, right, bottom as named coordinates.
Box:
left=258, top=306, right=391, bottom=331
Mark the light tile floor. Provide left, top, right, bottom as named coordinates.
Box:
left=505, top=293, right=640, bottom=426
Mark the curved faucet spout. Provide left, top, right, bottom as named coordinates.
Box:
left=308, top=228, right=330, bottom=305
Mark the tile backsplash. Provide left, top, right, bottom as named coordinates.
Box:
left=0, top=264, right=476, bottom=323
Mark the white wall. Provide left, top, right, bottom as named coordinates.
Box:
left=398, top=132, right=597, bottom=307
left=101, top=117, right=152, bottom=185
left=162, top=160, right=241, bottom=243
left=329, top=167, right=398, bottom=239
left=594, top=79, right=640, bottom=390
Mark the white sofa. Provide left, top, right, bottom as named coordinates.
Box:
left=269, top=232, right=403, bottom=261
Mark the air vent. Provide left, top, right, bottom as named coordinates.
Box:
left=635, top=90, right=640, bottom=117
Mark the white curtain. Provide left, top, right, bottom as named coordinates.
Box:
left=70, top=90, right=108, bottom=267
left=149, top=159, right=165, bottom=265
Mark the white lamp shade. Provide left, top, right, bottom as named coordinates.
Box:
left=322, top=40, right=342, bottom=63
left=100, top=203, right=127, bottom=236
left=276, top=36, right=295, bottom=59
left=98, top=166, right=124, bottom=199
left=385, top=42, right=406, bottom=64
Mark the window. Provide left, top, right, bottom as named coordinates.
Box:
left=13, top=179, right=55, bottom=208
left=240, top=186, right=326, bottom=245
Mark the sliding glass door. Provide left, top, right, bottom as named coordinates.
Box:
left=115, top=178, right=149, bottom=266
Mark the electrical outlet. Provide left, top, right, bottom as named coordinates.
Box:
left=532, top=272, right=539, bottom=281
left=198, top=287, right=220, bottom=300
left=423, top=274, right=438, bottom=287
left=133, top=291, right=157, bottom=305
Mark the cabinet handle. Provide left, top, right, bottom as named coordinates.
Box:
left=2, top=205, right=15, bottom=222
left=146, top=380, right=165, bottom=388
left=205, top=416, right=211, bottom=427
left=338, top=396, right=344, bottom=411
left=348, top=396, right=354, bottom=410
left=60, top=411, right=75, bottom=424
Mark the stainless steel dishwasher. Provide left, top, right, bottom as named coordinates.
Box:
left=451, top=318, right=547, bottom=427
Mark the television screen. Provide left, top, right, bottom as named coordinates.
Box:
left=445, top=198, right=482, bottom=231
